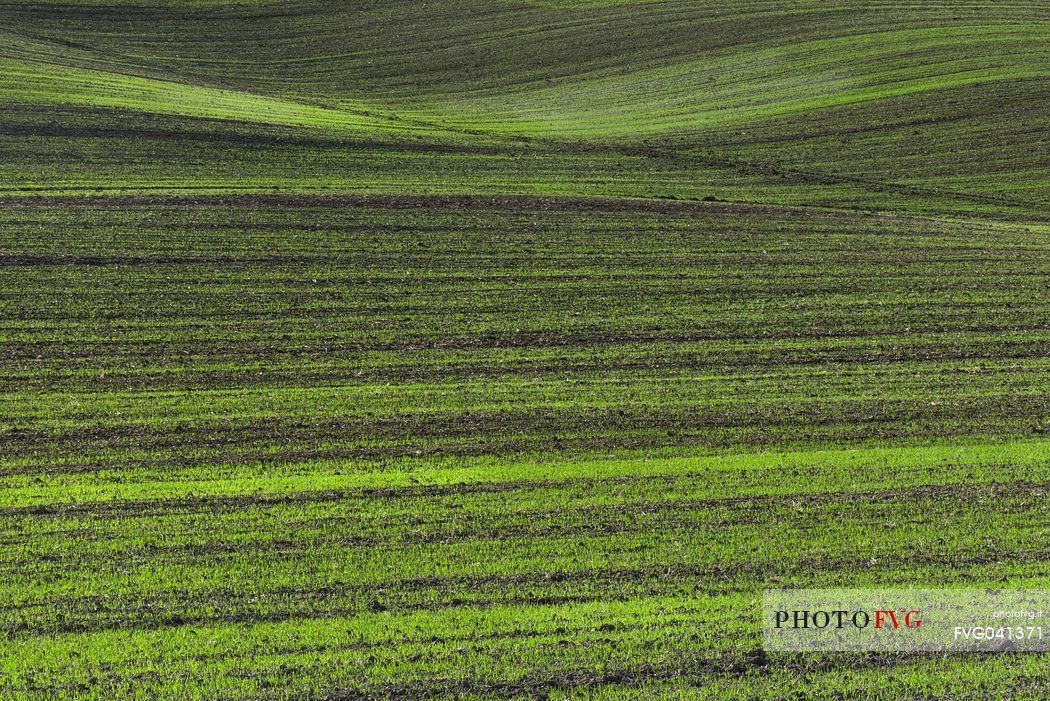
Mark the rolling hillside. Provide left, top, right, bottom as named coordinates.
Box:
left=3, top=1, right=1048, bottom=208
left=1, top=1, right=1048, bottom=699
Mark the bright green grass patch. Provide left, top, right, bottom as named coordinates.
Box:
left=3, top=437, right=1047, bottom=507
left=0, top=56, right=422, bottom=136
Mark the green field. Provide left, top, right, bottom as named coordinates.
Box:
left=1, top=0, right=1048, bottom=698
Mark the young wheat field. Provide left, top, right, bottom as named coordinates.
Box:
left=1, top=0, right=1048, bottom=698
